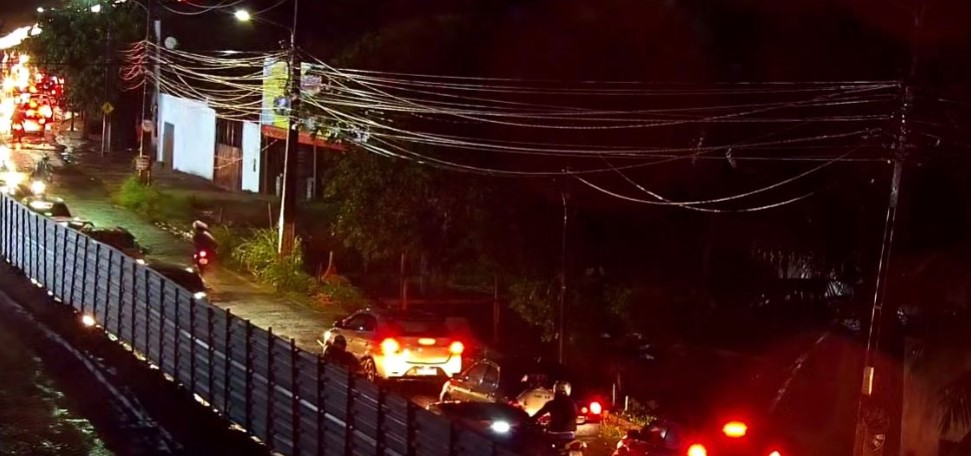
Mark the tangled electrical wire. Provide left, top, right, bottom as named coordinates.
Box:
left=123, top=41, right=903, bottom=211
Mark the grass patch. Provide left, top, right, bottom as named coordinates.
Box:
left=219, top=227, right=369, bottom=312
left=112, top=177, right=194, bottom=222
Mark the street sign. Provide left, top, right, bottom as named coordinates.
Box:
left=101, top=102, right=114, bottom=115
left=134, top=155, right=150, bottom=171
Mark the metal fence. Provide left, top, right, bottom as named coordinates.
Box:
left=0, top=195, right=517, bottom=456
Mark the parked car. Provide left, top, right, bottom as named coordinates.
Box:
left=149, top=262, right=208, bottom=300
left=612, top=414, right=790, bottom=456
left=21, top=196, right=92, bottom=229
left=318, top=309, right=465, bottom=382
left=427, top=401, right=548, bottom=453
left=440, top=356, right=606, bottom=425
left=83, top=226, right=147, bottom=260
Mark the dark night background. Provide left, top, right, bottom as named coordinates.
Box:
left=7, top=1, right=971, bottom=452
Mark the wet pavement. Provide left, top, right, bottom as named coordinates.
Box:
left=0, top=314, right=112, bottom=456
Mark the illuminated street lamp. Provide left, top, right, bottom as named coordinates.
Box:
left=233, top=9, right=252, bottom=22
left=90, top=4, right=102, bottom=13
left=36, top=7, right=45, bottom=13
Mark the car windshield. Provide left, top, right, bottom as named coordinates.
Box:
left=94, top=231, right=137, bottom=249
left=439, top=402, right=530, bottom=424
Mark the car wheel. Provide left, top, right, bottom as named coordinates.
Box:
left=362, top=358, right=379, bottom=383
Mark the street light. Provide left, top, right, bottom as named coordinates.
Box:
left=233, top=9, right=252, bottom=22
left=36, top=7, right=45, bottom=13
left=234, top=1, right=301, bottom=256
left=90, top=4, right=102, bottom=13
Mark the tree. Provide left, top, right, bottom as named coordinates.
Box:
left=23, top=0, right=142, bottom=118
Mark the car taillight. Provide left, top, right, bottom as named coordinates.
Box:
left=418, top=338, right=436, bottom=346
left=381, top=338, right=400, bottom=355
left=768, top=451, right=782, bottom=456
left=589, top=401, right=603, bottom=415
left=687, top=443, right=707, bottom=456
left=199, top=250, right=207, bottom=258
left=449, top=341, right=464, bottom=354
left=722, top=421, right=747, bottom=438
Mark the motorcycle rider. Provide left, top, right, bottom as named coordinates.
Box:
left=323, top=335, right=361, bottom=374
left=192, top=220, right=218, bottom=271
left=531, top=380, right=579, bottom=438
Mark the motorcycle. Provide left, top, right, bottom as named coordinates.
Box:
left=193, top=248, right=214, bottom=274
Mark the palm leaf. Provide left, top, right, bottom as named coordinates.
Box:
left=939, top=370, right=971, bottom=434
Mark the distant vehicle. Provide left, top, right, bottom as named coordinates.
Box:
left=150, top=262, right=207, bottom=300
left=21, top=196, right=92, bottom=229
left=318, top=309, right=464, bottom=382
left=82, top=226, right=147, bottom=260
left=440, top=357, right=606, bottom=425
left=612, top=415, right=790, bottom=456
left=427, top=401, right=547, bottom=453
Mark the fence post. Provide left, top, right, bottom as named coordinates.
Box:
left=406, top=401, right=417, bottom=456
left=116, top=256, right=124, bottom=337
left=41, top=220, right=47, bottom=287
left=224, top=308, right=232, bottom=414
left=51, top=223, right=58, bottom=295
left=291, top=338, right=300, bottom=456
left=245, top=319, right=253, bottom=432
left=207, top=306, right=215, bottom=405
left=317, top=355, right=326, bottom=456
left=266, top=327, right=275, bottom=450
left=93, top=243, right=104, bottom=322
left=189, top=295, right=196, bottom=391
left=158, top=277, right=166, bottom=368
left=344, top=370, right=355, bottom=456
left=143, top=268, right=151, bottom=355
left=376, top=388, right=386, bottom=456
left=79, top=237, right=90, bottom=314
left=173, top=286, right=181, bottom=379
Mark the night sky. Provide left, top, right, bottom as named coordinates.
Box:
left=0, top=2, right=44, bottom=32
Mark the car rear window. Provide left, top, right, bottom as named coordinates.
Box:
left=159, top=269, right=205, bottom=292
left=389, top=318, right=449, bottom=336
left=98, top=232, right=137, bottom=249
left=50, top=203, right=71, bottom=218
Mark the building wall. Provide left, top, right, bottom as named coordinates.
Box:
left=241, top=121, right=261, bottom=193
left=156, top=94, right=216, bottom=180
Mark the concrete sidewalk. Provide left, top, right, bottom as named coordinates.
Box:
left=14, top=139, right=337, bottom=352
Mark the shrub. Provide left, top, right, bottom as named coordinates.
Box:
left=314, top=275, right=369, bottom=311
left=113, top=177, right=193, bottom=222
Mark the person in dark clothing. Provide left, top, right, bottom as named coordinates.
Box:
left=531, top=381, right=578, bottom=434
left=323, top=335, right=361, bottom=374
left=192, top=220, right=218, bottom=252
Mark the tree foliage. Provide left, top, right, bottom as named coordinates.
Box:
left=23, top=0, right=142, bottom=115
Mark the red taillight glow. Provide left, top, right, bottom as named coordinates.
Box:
left=768, top=451, right=782, bottom=456
left=381, top=338, right=400, bottom=355
left=589, top=401, right=603, bottom=415
left=687, top=443, right=707, bottom=456
left=199, top=250, right=207, bottom=258
left=722, top=421, right=748, bottom=438
left=418, top=338, right=436, bottom=346
left=449, top=341, right=464, bottom=354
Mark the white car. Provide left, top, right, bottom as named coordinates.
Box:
left=319, top=309, right=464, bottom=382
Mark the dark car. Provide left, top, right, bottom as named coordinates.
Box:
left=612, top=415, right=790, bottom=456
left=427, top=401, right=547, bottom=453
left=83, top=227, right=147, bottom=260
left=150, top=262, right=207, bottom=298
left=440, top=356, right=607, bottom=424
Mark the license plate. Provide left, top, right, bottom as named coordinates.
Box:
left=416, top=367, right=437, bottom=376
left=199, top=258, right=209, bottom=265
left=568, top=451, right=583, bottom=456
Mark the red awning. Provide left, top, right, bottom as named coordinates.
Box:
left=261, top=125, right=346, bottom=151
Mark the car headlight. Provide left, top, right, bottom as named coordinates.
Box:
left=490, top=421, right=511, bottom=434
left=30, top=180, right=45, bottom=195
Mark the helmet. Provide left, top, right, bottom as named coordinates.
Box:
left=331, top=334, right=347, bottom=349
left=192, top=220, right=209, bottom=231
left=554, top=381, right=572, bottom=396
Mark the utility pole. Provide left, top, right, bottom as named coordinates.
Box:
left=852, top=2, right=924, bottom=455
left=101, top=26, right=112, bottom=157
left=137, top=0, right=153, bottom=181
left=277, top=0, right=300, bottom=255
left=557, top=189, right=569, bottom=364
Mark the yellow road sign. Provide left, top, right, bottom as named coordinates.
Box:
left=101, top=102, right=114, bottom=115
